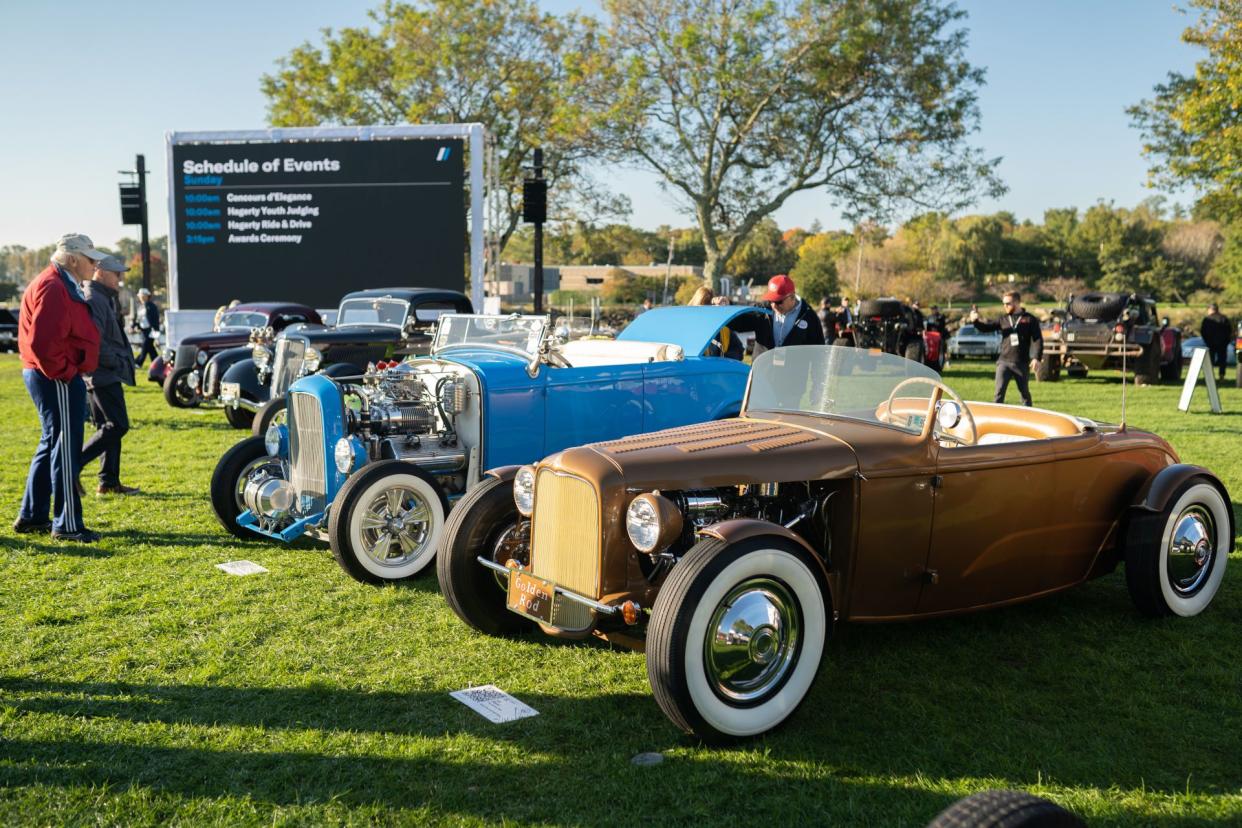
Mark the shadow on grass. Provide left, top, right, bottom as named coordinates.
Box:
left=0, top=535, right=114, bottom=557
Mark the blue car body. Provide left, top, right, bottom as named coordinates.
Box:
left=234, top=306, right=768, bottom=557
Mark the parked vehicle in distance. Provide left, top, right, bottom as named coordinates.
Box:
left=217, top=287, right=473, bottom=433
left=1040, top=292, right=1173, bottom=383
left=211, top=305, right=767, bottom=585
left=0, top=307, right=17, bottom=352
left=158, top=302, right=323, bottom=409
left=946, top=323, right=1001, bottom=360
left=837, top=297, right=942, bottom=371
left=1180, top=336, right=1237, bottom=367
left=440, top=345, right=1232, bottom=742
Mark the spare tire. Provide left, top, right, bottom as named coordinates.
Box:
left=1069, top=292, right=1129, bottom=321
left=858, top=297, right=906, bottom=319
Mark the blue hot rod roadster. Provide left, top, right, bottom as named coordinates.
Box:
left=209, top=305, right=768, bottom=584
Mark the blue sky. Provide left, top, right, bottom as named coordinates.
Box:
left=0, top=1, right=1200, bottom=251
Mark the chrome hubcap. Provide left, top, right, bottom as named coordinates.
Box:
left=490, top=521, right=530, bottom=590
left=235, top=456, right=281, bottom=512
left=1167, top=506, right=1215, bottom=596
left=358, top=486, right=431, bottom=566
left=705, top=578, right=801, bottom=704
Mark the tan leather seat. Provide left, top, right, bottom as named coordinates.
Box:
left=955, top=402, right=1083, bottom=442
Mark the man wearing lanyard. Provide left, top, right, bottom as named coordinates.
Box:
left=14, top=234, right=103, bottom=542
left=970, top=291, right=1043, bottom=406
left=756, top=274, right=825, bottom=351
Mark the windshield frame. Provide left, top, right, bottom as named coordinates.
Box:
left=431, top=313, right=550, bottom=373
left=741, top=345, right=943, bottom=436
left=335, top=297, right=411, bottom=329
left=216, top=311, right=269, bottom=331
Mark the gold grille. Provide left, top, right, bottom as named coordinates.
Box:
left=530, top=470, right=600, bottom=599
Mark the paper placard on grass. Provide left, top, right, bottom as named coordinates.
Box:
left=216, top=560, right=269, bottom=576
left=451, top=685, right=539, bottom=723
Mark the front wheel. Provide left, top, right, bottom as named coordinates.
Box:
left=437, top=476, right=535, bottom=636
left=252, top=395, right=287, bottom=437
left=163, top=368, right=199, bottom=408
left=1125, top=479, right=1231, bottom=617
left=328, top=460, right=450, bottom=584
left=224, top=403, right=255, bottom=430
left=209, top=436, right=279, bottom=539
left=927, top=790, right=1084, bottom=828
left=647, top=536, right=828, bottom=743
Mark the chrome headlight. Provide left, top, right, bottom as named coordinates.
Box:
left=627, top=493, right=683, bottom=554
left=335, top=437, right=364, bottom=475
left=513, top=466, right=536, bottom=516
left=196, top=350, right=208, bottom=365
left=265, top=424, right=288, bottom=457
left=305, top=346, right=323, bottom=373
left=253, top=345, right=271, bottom=368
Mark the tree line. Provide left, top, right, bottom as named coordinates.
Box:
left=0, top=238, right=169, bottom=301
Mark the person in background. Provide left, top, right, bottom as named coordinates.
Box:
left=909, top=298, right=926, bottom=331
left=925, top=305, right=949, bottom=338
left=115, top=277, right=134, bottom=330
left=756, top=274, right=825, bottom=352
left=133, top=287, right=160, bottom=365
left=80, top=256, right=140, bottom=496
left=636, top=297, right=654, bottom=315
left=14, top=233, right=103, bottom=542
left=688, top=285, right=714, bottom=306
left=969, top=291, right=1043, bottom=406
left=1200, top=303, right=1231, bottom=382
left=838, top=296, right=854, bottom=327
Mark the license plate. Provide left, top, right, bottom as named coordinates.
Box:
left=221, top=381, right=240, bottom=402
left=1066, top=332, right=1076, bottom=342
left=507, top=570, right=555, bottom=624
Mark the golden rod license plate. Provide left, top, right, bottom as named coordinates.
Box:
left=507, top=570, right=555, bottom=624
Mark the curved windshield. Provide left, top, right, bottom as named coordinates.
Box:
left=337, top=298, right=409, bottom=328
left=433, top=314, right=548, bottom=360
left=217, top=311, right=268, bottom=330
left=745, top=346, right=942, bottom=434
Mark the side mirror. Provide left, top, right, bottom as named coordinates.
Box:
left=937, top=400, right=962, bottom=431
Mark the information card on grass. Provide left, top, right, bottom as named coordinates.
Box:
left=451, top=685, right=539, bottom=724
left=216, top=560, right=269, bottom=576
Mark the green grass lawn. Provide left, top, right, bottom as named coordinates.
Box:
left=1, top=353, right=1240, bottom=826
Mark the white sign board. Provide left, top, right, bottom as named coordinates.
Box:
left=1178, top=347, right=1222, bottom=413
left=216, top=560, right=269, bottom=576
left=450, top=685, right=539, bottom=723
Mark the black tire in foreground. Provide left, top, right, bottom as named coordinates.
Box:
left=209, top=436, right=279, bottom=539
left=252, top=395, right=287, bottom=437
left=647, top=536, right=828, bottom=743
left=1068, top=292, right=1129, bottom=321
left=163, top=368, right=199, bottom=408
left=926, top=790, right=1084, bottom=828
left=1125, top=478, right=1231, bottom=617
left=903, top=340, right=924, bottom=365
left=223, top=404, right=255, bottom=430
left=1035, top=355, right=1061, bottom=382
left=857, top=297, right=905, bottom=318
left=437, top=475, right=535, bottom=636
left=1133, top=342, right=1161, bottom=386
left=328, top=460, right=450, bottom=585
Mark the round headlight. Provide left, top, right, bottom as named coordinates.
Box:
left=252, top=345, right=271, bottom=368
left=626, top=493, right=684, bottom=554
left=264, top=423, right=288, bottom=457
left=305, top=346, right=323, bottom=373
left=196, top=350, right=208, bottom=365
left=334, top=437, right=357, bottom=475
left=513, top=466, right=536, bottom=516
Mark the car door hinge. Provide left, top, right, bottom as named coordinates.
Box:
left=922, top=569, right=939, bottom=585
left=930, top=475, right=943, bottom=489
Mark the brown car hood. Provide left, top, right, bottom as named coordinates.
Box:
left=543, top=416, right=860, bottom=491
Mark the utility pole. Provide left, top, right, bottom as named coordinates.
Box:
left=117, top=154, right=151, bottom=291
left=522, top=148, right=547, bottom=314
left=662, top=234, right=675, bottom=304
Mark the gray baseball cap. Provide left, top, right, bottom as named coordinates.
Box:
left=96, top=254, right=129, bottom=273
left=56, top=233, right=107, bottom=261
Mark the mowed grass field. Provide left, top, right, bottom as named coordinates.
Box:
left=1, top=351, right=1240, bottom=827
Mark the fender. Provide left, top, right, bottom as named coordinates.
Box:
left=484, top=465, right=522, bottom=483
left=322, top=362, right=364, bottom=379
left=696, top=518, right=838, bottom=621
left=1131, top=463, right=1235, bottom=545
left=221, top=357, right=269, bottom=403
left=708, top=398, right=742, bottom=420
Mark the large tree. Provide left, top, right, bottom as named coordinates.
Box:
left=1129, top=0, right=1242, bottom=222
left=592, top=0, right=1004, bottom=283
left=261, top=0, right=616, bottom=252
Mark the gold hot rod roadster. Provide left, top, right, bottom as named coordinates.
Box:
left=437, top=346, right=1233, bottom=742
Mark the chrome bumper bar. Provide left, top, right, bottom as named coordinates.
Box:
left=475, top=556, right=618, bottom=616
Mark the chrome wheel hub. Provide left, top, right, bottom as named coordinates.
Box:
left=705, top=578, right=801, bottom=704
left=236, top=456, right=282, bottom=512
left=359, top=486, right=431, bottom=566
left=1167, top=506, right=1215, bottom=596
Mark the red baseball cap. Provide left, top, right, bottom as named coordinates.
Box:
left=762, top=274, right=796, bottom=302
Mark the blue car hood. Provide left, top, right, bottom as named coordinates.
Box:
left=618, top=306, right=769, bottom=353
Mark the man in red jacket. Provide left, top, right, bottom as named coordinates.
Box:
left=14, top=233, right=104, bottom=542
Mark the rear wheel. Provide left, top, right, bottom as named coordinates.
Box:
left=927, top=790, right=1084, bottom=828
left=1035, top=355, right=1061, bottom=382
left=328, top=460, right=450, bottom=584
left=1125, top=479, right=1230, bottom=617
left=209, top=436, right=278, bottom=539
left=252, top=396, right=287, bottom=437
left=223, top=404, right=255, bottom=430
left=647, top=536, right=827, bottom=742
left=903, top=340, right=924, bottom=364
left=1133, top=342, right=1161, bottom=386
left=437, top=476, right=535, bottom=636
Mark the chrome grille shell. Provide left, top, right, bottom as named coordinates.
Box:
left=288, top=391, right=328, bottom=515
left=272, top=337, right=307, bottom=396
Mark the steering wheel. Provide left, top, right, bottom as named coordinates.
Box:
left=882, top=376, right=978, bottom=446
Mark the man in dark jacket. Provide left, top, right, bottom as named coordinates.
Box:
left=133, top=287, right=160, bottom=366
left=1200, top=303, right=1231, bottom=382
left=81, top=256, right=140, bottom=495
left=969, top=290, right=1043, bottom=406
left=756, top=275, right=825, bottom=351
left=14, top=234, right=103, bottom=542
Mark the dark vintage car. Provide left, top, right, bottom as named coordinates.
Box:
left=835, top=297, right=943, bottom=371
left=217, top=287, right=473, bottom=432
left=0, top=307, right=17, bottom=352
left=439, top=345, right=1232, bottom=741
left=1040, top=292, right=1176, bottom=384
left=158, top=302, right=322, bottom=409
